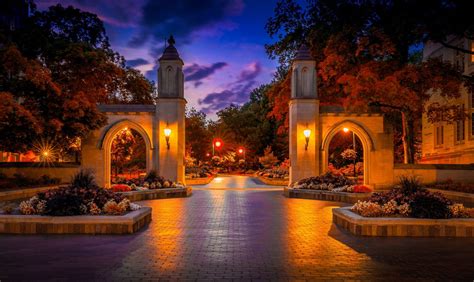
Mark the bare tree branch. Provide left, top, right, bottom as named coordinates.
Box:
left=440, top=41, right=474, bottom=55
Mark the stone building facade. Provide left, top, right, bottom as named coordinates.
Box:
left=421, top=37, right=474, bottom=164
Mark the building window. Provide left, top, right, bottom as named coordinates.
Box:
left=455, top=119, right=465, bottom=142
left=471, top=41, right=474, bottom=63
left=435, top=125, right=444, bottom=146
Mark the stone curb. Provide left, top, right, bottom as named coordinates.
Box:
left=119, top=187, right=192, bottom=201
left=0, top=185, right=62, bottom=202
left=256, top=176, right=288, bottom=186
left=333, top=207, right=474, bottom=237
left=186, top=176, right=215, bottom=185
left=0, top=207, right=151, bottom=234
left=428, top=188, right=474, bottom=207
left=283, top=187, right=371, bottom=204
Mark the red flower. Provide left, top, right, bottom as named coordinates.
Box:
left=354, top=185, right=372, bottom=193
left=111, top=184, right=131, bottom=192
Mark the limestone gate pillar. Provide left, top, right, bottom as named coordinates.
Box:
left=155, top=36, right=186, bottom=184
left=289, top=44, right=319, bottom=184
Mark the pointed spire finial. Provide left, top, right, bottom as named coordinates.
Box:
left=168, top=35, right=175, bottom=46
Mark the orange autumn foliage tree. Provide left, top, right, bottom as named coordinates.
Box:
left=266, top=0, right=474, bottom=163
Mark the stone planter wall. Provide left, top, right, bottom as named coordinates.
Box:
left=284, top=187, right=372, bottom=204
left=428, top=188, right=474, bottom=207
left=186, top=176, right=215, bottom=185
left=0, top=185, right=61, bottom=201
left=333, top=207, right=474, bottom=237
left=0, top=207, right=151, bottom=234
left=257, top=176, right=288, bottom=186
left=119, top=187, right=192, bottom=201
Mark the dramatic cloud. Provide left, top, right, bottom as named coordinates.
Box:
left=126, top=58, right=149, bottom=68
left=184, top=62, right=228, bottom=87
left=129, top=0, right=244, bottom=47
left=198, top=62, right=262, bottom=113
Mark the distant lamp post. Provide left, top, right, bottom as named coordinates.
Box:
left=238, top=147, right=245, bottom=159
left=342, top=127, right=357, bottom=177
left=303, top=129, right=311, bottom=150
left=164, top=128, right=171, bottom=150
left=212, top=139, right=223, bottom=156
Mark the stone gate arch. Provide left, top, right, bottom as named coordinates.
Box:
left=289, top=44, right=394, bottom=189
left=321, top=120, right=375, bottom=185
left=100, top=119, right=154, bottom=188
left=81, top=36, right=186, bottom=188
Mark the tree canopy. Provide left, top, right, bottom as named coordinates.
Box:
left=265, top=0, right=474, bottom=163
left=0, top=2, right=155, bottom=155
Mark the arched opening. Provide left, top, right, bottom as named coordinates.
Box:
left=100, top=120, right=153, bottom=188
left=321, top=120, right=375, bottom=185
left=327, top=129, right=364, bottom=183
left=110, top=128, right=147, bottom=184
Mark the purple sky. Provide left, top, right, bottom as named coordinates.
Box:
left=36, top=0, right=281, bottom=118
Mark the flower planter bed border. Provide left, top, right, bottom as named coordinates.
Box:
left=284, top=187, right=372, bottom=204
left=119, top=187, right=192, bottom=201
left=0, top=185, right=62, bottom=201
left=333, top=207, right=474, bottom=237
left=257, top=176, right=288, bottom=186
left=0, top=207, right=151, bottom=234
left=427, top=188, right=474, bottom=207
left=186, top=176, right=215, bottom=186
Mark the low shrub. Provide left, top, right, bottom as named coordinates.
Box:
left=409, top=190, right=452, bottom=219
left=71, top=169, right=97, bottom=189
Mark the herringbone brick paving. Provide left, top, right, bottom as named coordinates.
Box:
left=0, top=189, right=473, bottom=280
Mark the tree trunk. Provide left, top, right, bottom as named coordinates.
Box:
left=401, top=111, right=415, bottom=164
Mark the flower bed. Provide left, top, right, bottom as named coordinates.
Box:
left=119, top=187, right=192, bottom=201
left=0, top=170, right=151, bottom=234
left=290, top=172, right=371, bottom=193
left=350, top=176, right=474, bottom=219
left=256, top=168, right=289, bottom=180
left=111, top=170, right=185, bottom=192
left=15, top=182, right=140, bottom=217
left=333, top=207, right=474, bottom=237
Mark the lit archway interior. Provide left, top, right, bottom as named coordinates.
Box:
left=110, top=128, right=147, bottom=184
left=327, top=129, right=364, bottom=184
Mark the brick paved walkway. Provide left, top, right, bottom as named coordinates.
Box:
left=1, top=189, right=473, bottom=280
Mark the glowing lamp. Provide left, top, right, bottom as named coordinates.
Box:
left=343, top=127, right=349, bottom=133
left=42, top=151, right=49, bottom=157
left=238, top=148, right=244, bottom=154
left=215, top=141, right=222, bottom=148
left=303, top=129, right=311, bottom=150
left=164, top=128, right=171, bottom=150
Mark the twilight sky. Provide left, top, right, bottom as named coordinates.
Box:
left=36, top=0, right=283, bottom=118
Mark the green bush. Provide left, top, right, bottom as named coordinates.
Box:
left=71, top=169, right=97, bottom=189
left=398, top=175, right=424, bottom=195
left=409, top=190, right=452, bottom=219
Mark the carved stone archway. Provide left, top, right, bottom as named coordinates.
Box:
left=321, top=120, right=376, bottom=185
left=99, top=119, right=153, bottom=188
